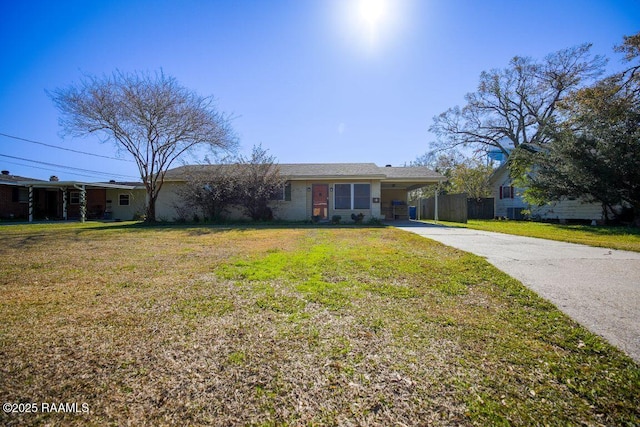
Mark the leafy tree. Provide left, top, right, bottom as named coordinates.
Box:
left=49, top=70, right=236, bottom=222
left=410, top=150, right=493, bottom=200
left=430, top=44, right=605, bottom=159
left=448, top=159, right=494, bottom=200
left=521, top=33, right=640, bottom=224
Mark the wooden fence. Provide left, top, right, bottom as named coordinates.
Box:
left=420, top=193, right=468, bottom=223
left=418, top=195, right=495, bottom=223
left=467, top=198, right=494, bottom=219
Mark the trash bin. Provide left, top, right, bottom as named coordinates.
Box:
left=409, top=206, right=417, bottom=220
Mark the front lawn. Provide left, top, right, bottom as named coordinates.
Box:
left=427, top=219, right=640, bottom=252
left=0, top=222, right=638, bottom=425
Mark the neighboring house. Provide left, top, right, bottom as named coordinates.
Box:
left=0, top=170, right=42, bottom=220
left=6, top=173, right=143, bottom=222
left=160, top=163, right=445, bottom=222
left=490, top=163, right=603, bottom=222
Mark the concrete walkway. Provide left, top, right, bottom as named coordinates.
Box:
left=388, top=221, right=640, bottom=363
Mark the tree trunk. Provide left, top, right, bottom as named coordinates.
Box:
left=145, top=191, right=157, bottom=223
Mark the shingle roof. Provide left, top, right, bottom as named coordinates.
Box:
left=0, top=173, right=43, bottom=184
left=165, top=163, right=444, bottom=181
left=380, top=166, right=443, bottom=179
left=278, top=163, right=385, bottom=178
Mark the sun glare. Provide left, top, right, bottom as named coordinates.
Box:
left=359, top=0, right=386, bottom=26
left=332, top=0, right=408, bottom=54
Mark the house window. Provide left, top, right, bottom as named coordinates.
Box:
left=354, top=184, right=370, bottom=209
left=334, top=184, right=352, bottom=209
left=70, top=192, right=80, bottom=205
left=12, top=188, right=28, bottom=203
left=270, top=182, right=291, bottom=201
left=334, top=183, right=371, bottom=210
left=284, top=182, right=291, bottom=201
left=500, top=185, right=514, bottom=199
left=119, top=194, right=130, bottom=206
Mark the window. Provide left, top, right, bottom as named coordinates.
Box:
left=334, top=183, right=371, bottom=210
left=119, top=194, right=130, bottom=206
left=284, top=182, right=291, bottom=201
left=353, top=184, right=370, bottom=209
left=270, top=182, right=292, bottom=201
left=70, top=191, right=80, bottom=205
left=11, top=188, right=28, bottom=203
left=334, top=184, right=351, bottom=209
left=500, top=185, right=514, bottom=199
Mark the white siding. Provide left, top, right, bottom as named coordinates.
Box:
left=531, top=199, right=603, bottom=221
left=105, top=188, right=146, bottom=221
left=492, top=167, right=527, bottom=218
left=490, top=166, right=603, bottom=221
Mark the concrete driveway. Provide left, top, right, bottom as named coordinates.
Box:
left=389, top=221, right=640, bottom=363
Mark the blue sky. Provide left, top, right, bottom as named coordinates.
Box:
left=0, top=0, right=638, bottom=181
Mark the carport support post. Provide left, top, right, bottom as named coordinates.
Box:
left=74, top=184, right=86, bottom=223
left=434, top=184, right=439, bottom=222
left=62, top=189, right=68, bottom=220
left=28, top=186, right=33, bottom=222
left=80, top=185, right=86, bottom=223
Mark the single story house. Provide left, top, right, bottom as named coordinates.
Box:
left=490, top=163, right=603, bottom=222
left=4, top=163, right=444, bottom=223
left=158, top=163, right=445, bottom=222
left=0, top=170, right=143, bottom=222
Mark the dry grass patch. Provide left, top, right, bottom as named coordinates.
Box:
left=0, top=222, right=638, bottom=426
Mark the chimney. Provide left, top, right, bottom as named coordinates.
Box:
left=49, top=175, right=59, bottom=182
left=1, top=170, right=9, bottom=175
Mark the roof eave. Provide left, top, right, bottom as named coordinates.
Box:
left=17, top=181, right=139, bottom=190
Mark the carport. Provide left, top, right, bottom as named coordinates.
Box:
left=18, top=180, right=137, bottom=223
left=380, top=166, right=445, bottom=220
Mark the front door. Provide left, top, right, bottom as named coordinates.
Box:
left=312, top=184, right=329, bottom=219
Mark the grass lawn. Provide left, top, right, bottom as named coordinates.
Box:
left=1, top=222, right=638, bottom=426
left=425, top=219, right=640, bottom=253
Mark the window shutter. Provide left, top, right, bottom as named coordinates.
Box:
left=12, top=187, right=19, bottom=202
left=510, top=186, right=514, bottom=199
left=499, top=186, right=503, bottom=199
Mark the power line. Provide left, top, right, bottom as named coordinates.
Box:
left=0, top=132, right=134, bottom=162
left=0, top=154, right=139, bottom=179
left=0, top=159, right=123, bottom=180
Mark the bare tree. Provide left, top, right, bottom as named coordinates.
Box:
left=49, top=70, right=236, bottom=222
left=175, top=145, right=285, bottom=222
left=173, top=161, right=240, bottom=222
left=235, top=145, right=285, bottom=221
left=430, top=44, right=605, bottom=158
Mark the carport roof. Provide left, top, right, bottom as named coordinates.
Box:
left=17, top=181, right=139, bottom=190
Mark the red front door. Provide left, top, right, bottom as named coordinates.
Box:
left=312, top=184, right=329, bottom=219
